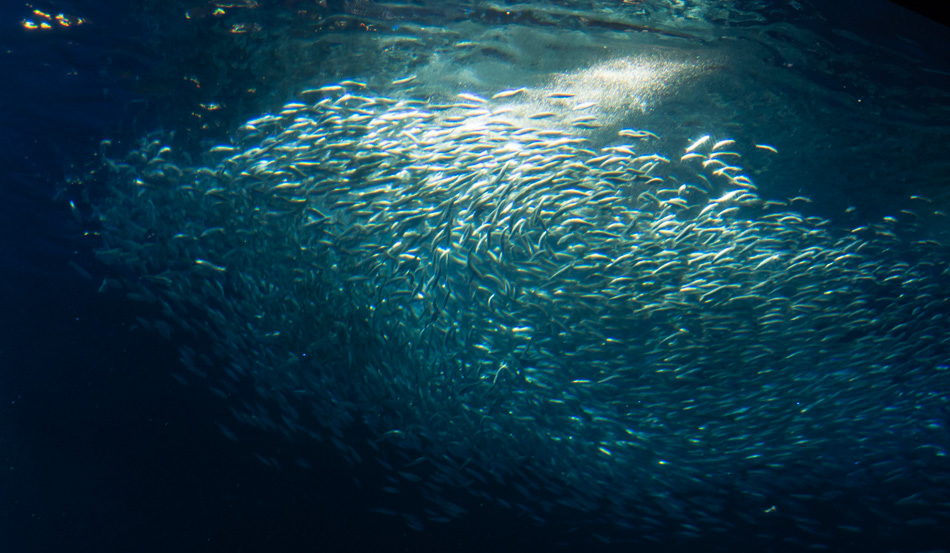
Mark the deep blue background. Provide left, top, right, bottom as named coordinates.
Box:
left=1, top=1, right=948, bottom=552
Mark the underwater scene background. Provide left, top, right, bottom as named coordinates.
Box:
left=2, top=1, right=950, bottom=552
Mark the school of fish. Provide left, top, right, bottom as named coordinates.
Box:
left=89, top=81, right=950, bottom=549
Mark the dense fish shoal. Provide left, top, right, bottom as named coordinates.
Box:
left=88, top=81, right=950, bottom=546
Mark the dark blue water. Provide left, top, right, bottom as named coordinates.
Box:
left=2, top=2, right=949, bottom=552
